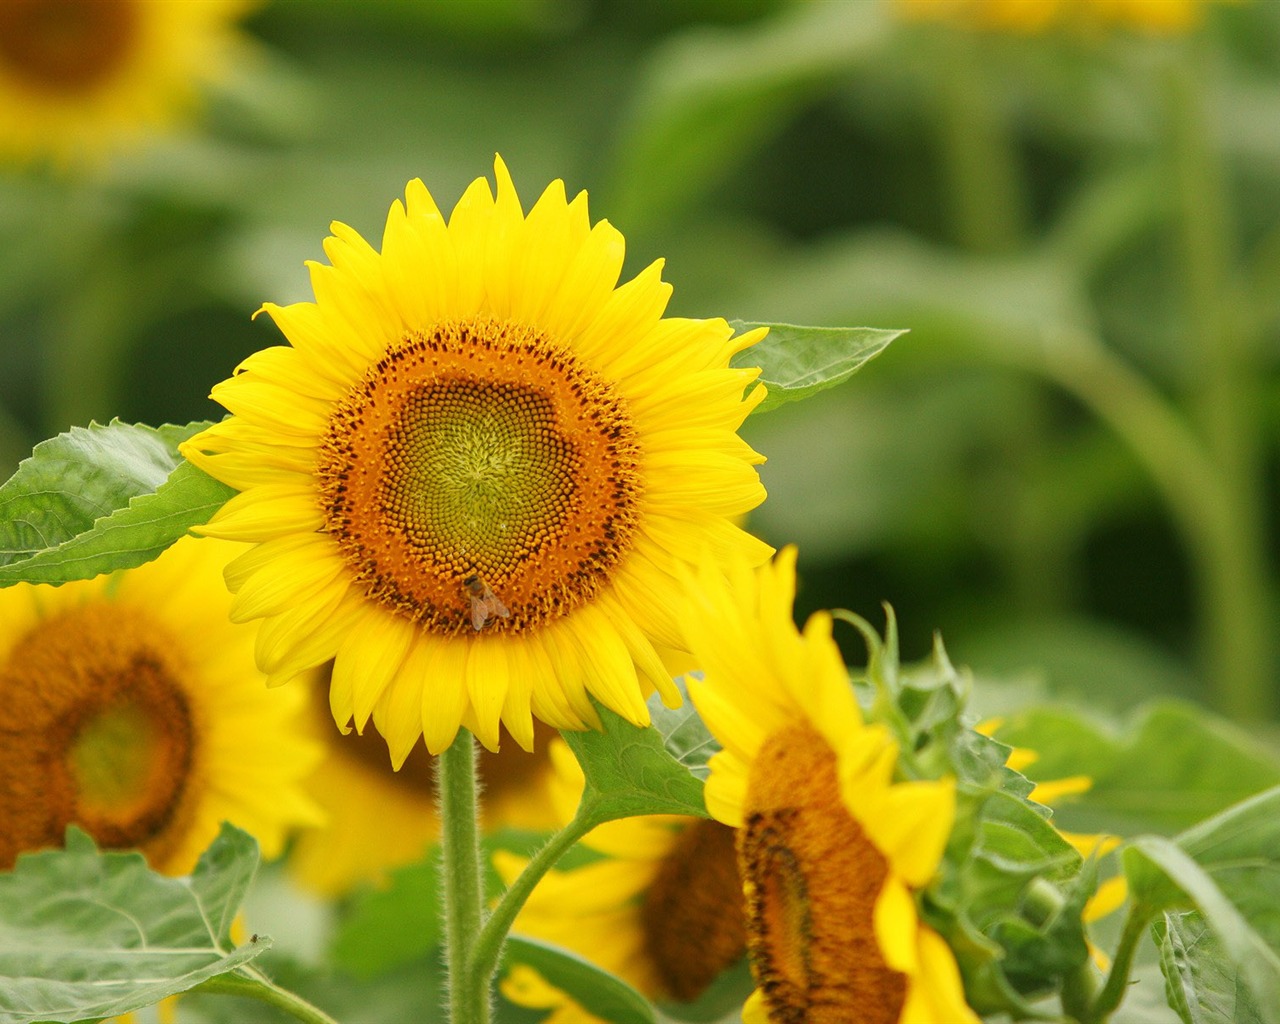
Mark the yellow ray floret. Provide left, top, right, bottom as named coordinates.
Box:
left=182, top=156, right=773, bottom=761
left=0, top=536, right=321, bottom=874
left=683, top=547, right=978, bottom=1024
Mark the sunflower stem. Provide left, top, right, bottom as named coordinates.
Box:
left=1083, top=902, right=1153, bottom=1024
left=438, top=730, right=489, bottom=1024
left=469, top=798, right=602, bottom=999
left=192, top=972, right=342, bottom=1024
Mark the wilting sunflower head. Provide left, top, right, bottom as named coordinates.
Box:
left=682, top=547, right=979, bottom=1024
left=181, top=156, right=772, bottom=761
left=496, top=739, right=747, bottom=1004
left=0, top=0, right=257, bottom=167
left=0, top=536, right=321, bottom=875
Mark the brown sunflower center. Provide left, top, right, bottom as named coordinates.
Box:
left=740, top=724, right=907, bottom=1024
left=0, top=602, right=196, bottom=870
left=640, top=819, right=747, bottom=1002
left=0, top=0, right=140, bottom=95
left=317, top=318, right=642, bottom=637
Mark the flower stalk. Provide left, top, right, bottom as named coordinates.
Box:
left=438, top=731, right=489, bottom=1024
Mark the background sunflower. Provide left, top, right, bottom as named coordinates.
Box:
left=0, top=535, right=320, bottom=875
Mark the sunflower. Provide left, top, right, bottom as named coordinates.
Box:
left=0, top=0, right=257, bottom=167
left=0, top=535, right=321, bottom=875
left=181, top=157, right=771, bottom=761
left=495, top=741, right=747, bottom=1005
left=895, top=0, right=1211, bottom=35
left=499, top=966, right=610, bottom=1024
left=682, top=547, right=978, bottom=1024
left=289, top=675, right=560, bottom=895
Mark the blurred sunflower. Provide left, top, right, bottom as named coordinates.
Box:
left=895, top=0, right=1212, bottom=35
left=494, top=742, right=747, bottom=1004
left=684, top=547, right=979, bottom=1024
left=182, top=156, right=771, bottom=760
left=499, top=966, right=609, bottom=1024
left=0, top=0, right=257, bottom=167
left=290, top=678, right=559, bottom=895
left=0, top=536, right=321, bottom=875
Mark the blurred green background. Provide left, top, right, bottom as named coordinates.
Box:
left=4, top=0, right=1280, bottom=726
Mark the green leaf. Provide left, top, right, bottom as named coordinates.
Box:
left=1157, top=911, right=1268, bottom=1024
left=0, top=825, right=268, bottom=1024
left=0, top=420, right=235, bottom=587
left=730, top=322, right=903, bottom=413
left=1126, top=835, right=1280, bottom=1019
left=561, top=693, right=708, bottom=823
left=504, top=935, right=657, bottom=1024
left=649, top=675, right=720, bottom=783
left=991, top=701, right=1280, bottom=838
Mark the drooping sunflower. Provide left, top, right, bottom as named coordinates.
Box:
left=683, top=547, right=979, bottom=1024
left=289, top=675, right=559, bottom=895
left=495, top=740, right=747, bottom=1005
left=0, top=0, right=257, bottom=167
left=181, top=157, right=771, bottom=760
left=0, top=536, right=321, bottom=875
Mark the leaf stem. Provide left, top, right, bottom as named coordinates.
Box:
left=438, top=730, right=489, bottom=1024
left=469, top=798, right=603, bottom=991
left=193, top=971, right=342, bottom=1024
left=1083, top=903, right=1153, bottom=1024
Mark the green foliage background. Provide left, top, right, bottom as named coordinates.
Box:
left=6, top=0, right=1280, bottom=724
left=6, top=1, right=1280, bottom=1021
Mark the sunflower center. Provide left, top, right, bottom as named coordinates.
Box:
left=317, top=318, right=642, bottom=637
left=0, top=0, right=140, bottom=95
left=0, top=603, right=196, bottom=869
left=740, top=724, right=907, bottom=1024
left=640, top=819, right=747, bottom=1001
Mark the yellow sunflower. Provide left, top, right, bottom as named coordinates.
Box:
left=0, top=536, right=321, bottom=875
left=499, top=966, right=609, bottom=1024
left=181, top=157, right=771, bottom=761
left=895, top=0, right=1214, bottom=35
left=0, top=0, right=257, bottom=167
left=495, top=741, right=747, bottom=1004
left=683, top=547, right=979, bottom=1024
left=289, top=679, right=559, bottom=895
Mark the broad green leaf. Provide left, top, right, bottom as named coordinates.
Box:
left=650, top=675, right=720, bottom=783
left=1126, top=835, right=1280, bottom=1020
left=991, top=701, right=1280, bottom=837
left=504, top=935, right=657, bottom=1024
left=0, top=825, right=268, bottom=1024
left=730, top=322, right=903, bottom=413
left=1157, top=911, right=1268, bottom=1024
left=561, top=694, right=708, bottom=822
left=0, top=420, right=234, bottom=587
left=1176, top=787, right=1280, bottom=953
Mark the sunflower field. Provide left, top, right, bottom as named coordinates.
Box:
left=4, top=1, right=1280, bottom=1022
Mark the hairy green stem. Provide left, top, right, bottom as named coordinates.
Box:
left=470, top=799, right=602, bottom=990
left=194, top=972, right=342, bottom=1024
left=439, top=731, right=489, bottom=1024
